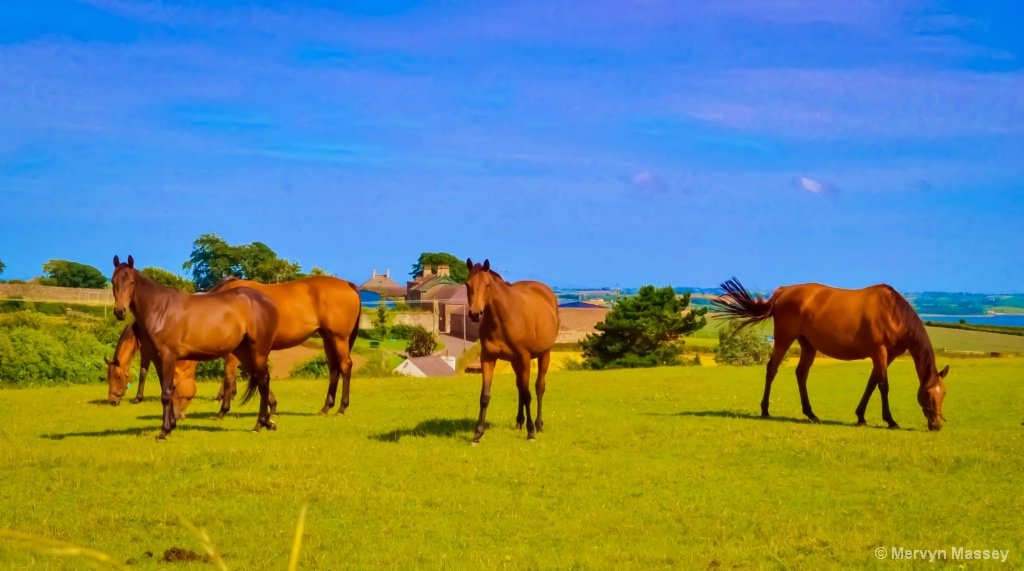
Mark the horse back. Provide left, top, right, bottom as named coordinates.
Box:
left=773, top=283, right=907, bottom=355
left=481, top=281, right=559, bottom=356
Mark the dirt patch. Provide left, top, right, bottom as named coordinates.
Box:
left=162, top=547, right=203, bottom=562
left=269, top=346, right=323, bottom=379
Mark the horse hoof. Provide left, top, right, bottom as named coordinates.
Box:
left=856, top=421, right=867, bottom=427
left=267, top=422, right=277, bottom=431
left=761, top=413, right=771, bottom=419
left=527, top=435, right=536, bottom=441
left=888, top=423, right=900, bottom=430
left=317, top=409, right=330, bottom=417
left=131, top=398, right=143, bottom=405
left=808, top=416, right=821, bottom=424
left=515, top=423, right=524, bottom=430
left=214, top=413, right=226, bottom=421
left=336, top=409, right=346, bottom=416
left=157, top=431, right=169, bottom=441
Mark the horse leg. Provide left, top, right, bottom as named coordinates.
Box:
left=236, top=344, right=275, bottom=433
left=318, top=332, right=342, bottom=415
left=333, top=336, right=354, bottom=415
left=855, top=353, right=898, bottom=425
left=761, top=337, right=794, bottom=418
left=873, top=351, right=899, bottom=429
left=535, top=351, right=550, bottom=432
left=513, top=355, right=535, bottom=440
left=214, top=355, right=239, bottom=420
left=472, top=357, right=496, bottom=444
left=157, top=354, right=178, bottom=440
left=131, top=353, right=150, bottom=404
left=795, top=337, right=819, bottom=423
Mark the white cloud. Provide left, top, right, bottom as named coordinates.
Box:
left=800, top=177, right=823, bottom=193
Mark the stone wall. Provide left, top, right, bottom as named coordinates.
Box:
left=0, top=283, right=110, bottom=304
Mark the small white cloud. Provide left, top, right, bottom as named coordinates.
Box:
left=800, top=177, right=823, bottom=193
left=631, top=169, right=669, bottom=197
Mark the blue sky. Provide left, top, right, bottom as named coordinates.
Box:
left=1, top=0, right=1022, bottom=292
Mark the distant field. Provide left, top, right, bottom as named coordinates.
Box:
left=1, top=360, right=1022, bottom=570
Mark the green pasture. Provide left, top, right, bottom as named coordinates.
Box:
left=1, top=358, right=1022, bottom=570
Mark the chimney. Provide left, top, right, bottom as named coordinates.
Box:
left=385, top=269, right=390, bottom=279
left=437, top=264, right=450, bottom=277
left=424, top=265, right=435, bottom=276
left=372, top=268, right=377, bottom=278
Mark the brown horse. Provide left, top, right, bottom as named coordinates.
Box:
left=105, top=322, right=199, bottom=419
left=712, top=278, right=948, bottom=431
left=204, top=275, right=361, bottom=417
left=465, top=258, right=559, bottom=443
left=111, top=255, right=279, bottom=438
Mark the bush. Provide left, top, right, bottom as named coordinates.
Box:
left=0, top=323, right=108, bottom=387
left=715, top=325, right=776, bottom=366
left=355, top=354, right=399, bottom=378
left=406, top=328, right=436, bottom=357
left=290, top=354, right=330, bottom=379
left=390, top=323, right=426, bottom=340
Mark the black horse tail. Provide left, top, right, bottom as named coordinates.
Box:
left=347, top=281, right=361, bottom=351
left=241, top=370, right=259, bottom=405
left=712, top=277, right=775, bottom=332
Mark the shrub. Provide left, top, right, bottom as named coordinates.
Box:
left=715, top=325, right=776, bottom=366
left=389, top=323, right=426, bottom=340
left=0, top=311, right=45, bottom=330
left=0, top=324, right=107, bottom=387
left=406, top=328, right=436, bottom=357
left=290, top=354, right=330, bottom=379
left=355, top=354, right=398, bottom=378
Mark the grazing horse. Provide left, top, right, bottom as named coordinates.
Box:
left=105, top=322, right=199, bottom=419
left=712, top=278, right=948, bottom=431
left=111, top=255, right=279, bottom=438
left=204, top=275, right=361, bottom=417
left=465, top=258, right=559, bottom=443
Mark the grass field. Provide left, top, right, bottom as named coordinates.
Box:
left=2, top=358, right=1022, bottom=570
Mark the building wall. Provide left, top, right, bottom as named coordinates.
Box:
left=556, top=307, right=610, bottom=343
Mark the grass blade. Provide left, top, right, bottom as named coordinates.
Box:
left=0, top=529, right=132, bottom=570
left=174, top=512, right=229, bottom=571
left=288, top=504, right=308, bottom=571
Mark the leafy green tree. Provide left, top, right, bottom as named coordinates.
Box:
left=0, top=259, right=5, bottom=276
left=41, top=260, right=107, bottom=289
left=183, top=234, right=303, bottom=291
left=373, top=297, right=389, bottom=340
left=141, top=267, right=195, bottom=292
left=182, top=234, right=236, bottom=291
left=411, top=252, right=468, bottom=284
left=406, top=327, right=436, bottom=357
left=309, top=267, right=329, bottom=277
left=714, top=324, right=775, bottom=366
left=580, top=285, right=707, bottom=370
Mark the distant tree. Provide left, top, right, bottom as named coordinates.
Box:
left=182, top=234, right=237, bottom=291
left=309, top=267, right=329, bottom=277
left=406, top=327, right=436, bottom=357
left=411, top=252, right=468, bottom=284
left=580, top=285, right=708, bottom=369
left=373, top=296, right=389, bottom=339
left=183, top=234, right=303, bottom=291
left=0, top=259, right=5, bottom=276
left=714, top=324, right=774, bottom=366
left=141, top=267, right=195, bottom=292
left=41, top=260, right=107, bottom=289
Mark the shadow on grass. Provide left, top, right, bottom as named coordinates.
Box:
left=87, top=399, right=113, bottom=406
left=41, top=425, right=239, bottom=440
left=134, top=410, right=316, bottom=420
left=370, top=417, right=484, bottom=442
left=654, top=410, right=914, bottom=430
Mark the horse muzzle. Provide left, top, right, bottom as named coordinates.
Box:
left=468, top=310, right=482, bottom=323
left=113, top=308, right=126, bottom=321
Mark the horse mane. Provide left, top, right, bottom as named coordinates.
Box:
left=111, top=322, right=141, bottom=367
left=889, top=286, right=938, bottom=384
left=207, top=275, right=241, bottom=293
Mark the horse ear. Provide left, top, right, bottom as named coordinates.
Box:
left=104, top=356, right=112, bottom=366
left=127, top=255, right=134, bottom=269
left=482, top=259, right=490, bottom=272
left=466, top=258, right=473, bottom=270
left=938, top=365, right=949, bottom=378
left=113, top=255, right=120, bottom=267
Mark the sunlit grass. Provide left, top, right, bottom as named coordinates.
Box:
left=1, top=359, right=1022, bottom=569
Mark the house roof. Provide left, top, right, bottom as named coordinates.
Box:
left=424, top=284, right=467, bottom=303
left=409, top=274, right=458, bottom=293
left=359, top=275, right=407, bottom=298
left=405, top=356, right=456, bottom=377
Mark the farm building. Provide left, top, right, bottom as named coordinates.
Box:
left=405, top=264, right=459, bottom=309
left=393, top=355, right=457, bottom=378
left=359, top=269, right=407, bottom=307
